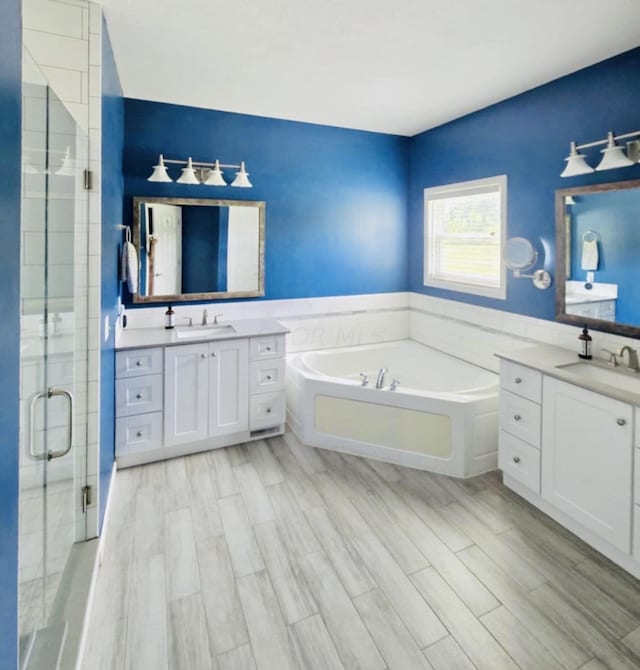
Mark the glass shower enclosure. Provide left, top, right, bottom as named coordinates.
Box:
left=19, top=47, right=94, bottom=668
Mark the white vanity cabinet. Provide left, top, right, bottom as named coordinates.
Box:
left=541, top=377, right=632, bottom=553
left=498, top=349, right=639, bottom=578
left=498, top=361, right=542, bottom=493
left=115, top=323, right=287, bottom=467
left=164, top=339, right=249, bottom=447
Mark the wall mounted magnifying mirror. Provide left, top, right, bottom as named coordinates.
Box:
left=556, top=178, right=640, bottom=337
left=132, top=197, right=265, bottom=303
left=504, top=237, right=552, bottom=289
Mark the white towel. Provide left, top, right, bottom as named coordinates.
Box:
left=581, top=239, right=599, bottom=271
left=121, top=241, right=138, bottom=294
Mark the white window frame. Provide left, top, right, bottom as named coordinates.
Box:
left=423, top=174, right=507, bottom=300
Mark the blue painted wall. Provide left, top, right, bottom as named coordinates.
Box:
left=100, top=18, right=124, bottom=529
left=409, top=47, right=640, bottom=320
left=0, top=0, right=21, bottom=664
left=122, top=99, right=410, bottom=304
left=569, top=189, right=640, bottom=325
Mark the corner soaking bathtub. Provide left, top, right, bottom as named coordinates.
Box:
left=286, top=340, right=499, bottom=478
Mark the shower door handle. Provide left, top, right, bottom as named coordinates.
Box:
left=28, top=387, right=74, bottom=461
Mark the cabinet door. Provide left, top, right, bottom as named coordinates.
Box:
left=164, top=343, right=209, bottom=446
left=541, top=376, right=632, bottom=552
left=209, top=339, right=249, bottom=437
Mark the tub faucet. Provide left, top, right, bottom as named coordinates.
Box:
left=359, top=373, right=369, bottom=387
left=619, top=346, right=640, bottom=373
left=390, top=379, right=400, bottom=391
left=201, top=309, right=208, bottom=326
left=375, top=367, right=387, bottom=389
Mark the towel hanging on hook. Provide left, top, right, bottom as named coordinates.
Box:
left=581, top=230, right=599, bottom=271
left=120, top=226, right=138, bottom=293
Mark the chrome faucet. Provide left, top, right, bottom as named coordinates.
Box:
left=213, top=312, right=222, bottom=325
left=375, top=367, right=387, bottom=389
left=359, top=373, right=369, bottom=387
left=390, top=379, right=400, bottom=391
left=619, top=346, right=640, bottom=373
left=201, top=309, right=208, bottom=326
left=602, top=348, right=619, bottom=367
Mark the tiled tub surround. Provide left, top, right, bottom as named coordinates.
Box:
left=287, top=341, right=499, bottom=478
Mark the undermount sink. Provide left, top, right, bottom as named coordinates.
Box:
left=174, top=324, right=235, bottom=339
left=556, top=361, right=640, bottom=394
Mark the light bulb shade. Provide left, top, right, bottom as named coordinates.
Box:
left=177, top=157, right=200, bottom=185
left=231, top=161, right=252, bottom=188
left=147, top=154, right=172, bottom=182
left=595, top=145, right=634, bottom=171
left=55, top=147, right=76, bottom=177
left=560, top=153, right=594, bottom=177
left=204, top=160, right=227, bottom=186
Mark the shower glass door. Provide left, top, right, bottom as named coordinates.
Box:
left=19, top=48, right=90, bottom=667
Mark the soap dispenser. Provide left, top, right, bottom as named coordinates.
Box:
left=165, top=305, right=175, bottom=330
left=578, top=325, right=592, bottom=360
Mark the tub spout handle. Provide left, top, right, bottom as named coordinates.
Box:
left=359, top=373, right=369, bottom=387
left=390, top=379, right=400, bottom=391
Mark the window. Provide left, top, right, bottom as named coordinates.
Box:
left=423, top=175, right=506, bottom=299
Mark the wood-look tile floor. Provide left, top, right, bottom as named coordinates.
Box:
left=82, top=431, right=640, bottom=670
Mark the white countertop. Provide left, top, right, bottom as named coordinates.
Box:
left=116, top=318, right=289, bottom=351
left=496, top=344, right=640, bottom=407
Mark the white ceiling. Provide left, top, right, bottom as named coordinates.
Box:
left=102, top=0, right=640, bottom=137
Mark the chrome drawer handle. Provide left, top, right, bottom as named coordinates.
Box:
left=617, top=418, right=626, bottom=426
left=514, top=377, right=522, bottom=384
left=266, top=346, right=272, bottom=351
left=136, top=431, right=143, bottom=438
left=266, top=375, right=272, bottom=380
left=513, top=414, right=521, bottom=422
left=136, top=393, right=143, bottom=400
left=211, top=352, right=216, bottom=357
left=136, top=360, right=142, bottom=367
left=513, top=456, right=521, bottom=463
left=201, top=353, right=208, bottom=359
left=266, top=408, right=272, bottom=414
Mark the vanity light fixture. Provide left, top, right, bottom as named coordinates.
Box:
left=561, top=129, right=640, bottom=177
left=147, top=154, right=252, bottom=188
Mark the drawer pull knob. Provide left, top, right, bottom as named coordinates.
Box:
left=266, top=347, right=272, bottom=352
left=136, top=360, right=142, bottom=367
left=266, top=375, right=272, bottom=380
left=201, top=353, right=208, bottom=359
left=513, top=456, right=521, bottom=463
left=513, top=414, right=521, bottom=422
left=136, top=393, right=143, bottom=400
left=617, top=418, right=626, bottom=426
left=514, top=377, right=522, bottom=384
left=266, top=408, right=272, bottom=414
left=136, top=431, right=143, bottom=438
left=211, top=352, right=216, bottom=357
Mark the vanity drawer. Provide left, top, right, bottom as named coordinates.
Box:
left=250, top=335, right=285, bottom=361
left=116, top=374, right=163, bottom=417
left=116, top=412, right=163, bottom=456
left=499, top=390, right=541, bottom=448
left=250, top=391, right=286, bottom=430
left=499, top=430, right=541, bottom=493
left=500, top=360, right=542, bottom=403
left=250, top=359, right=285, bottom=395
left=116, top=348, right=163, bottom=379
